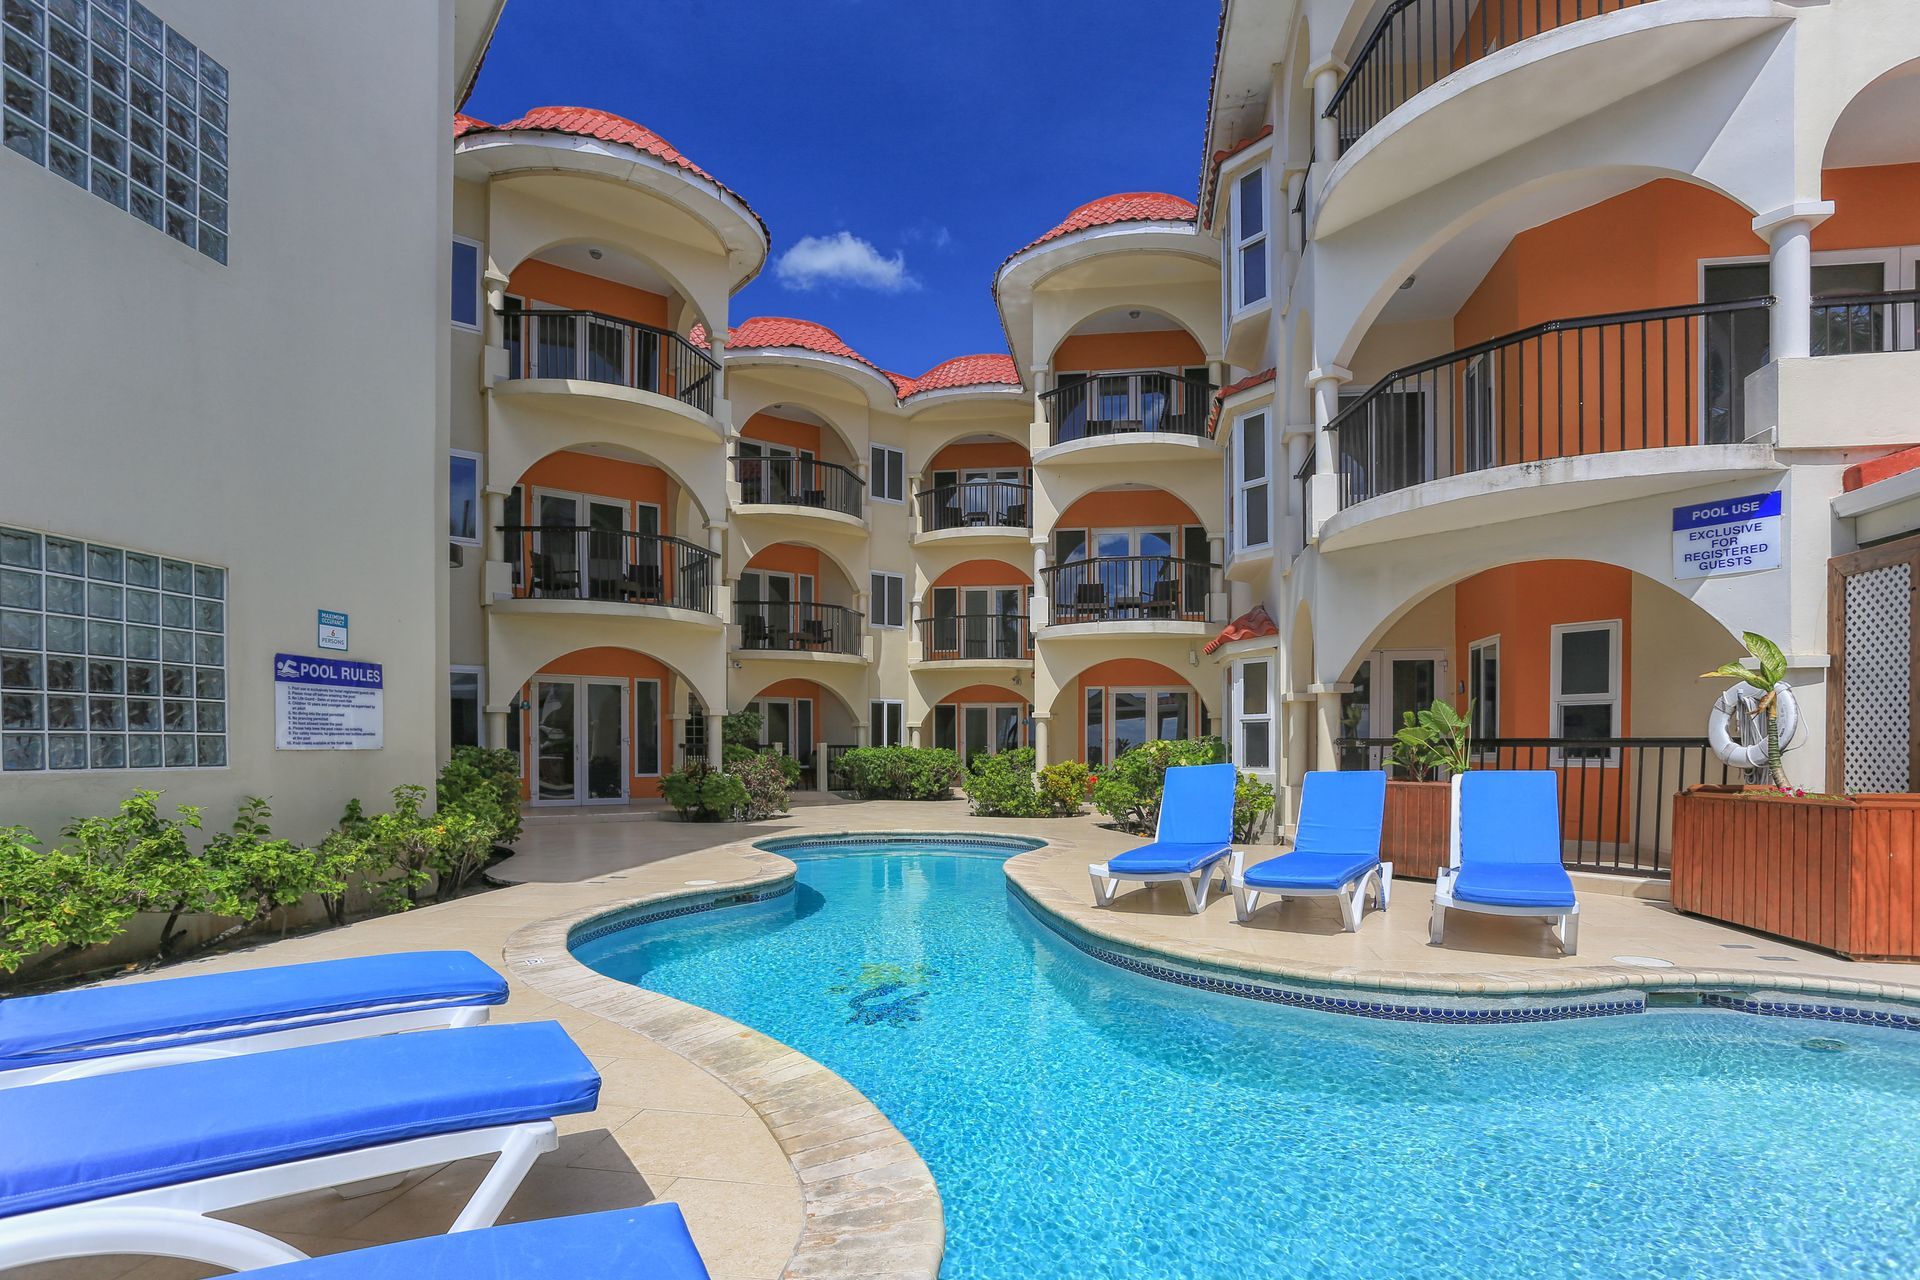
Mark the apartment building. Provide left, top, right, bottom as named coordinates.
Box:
left=2, top=0, right=500, bottom=839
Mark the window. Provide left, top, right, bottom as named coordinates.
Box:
left=684, top=693, right=707, bottom=762
left=1, top=526, right=227, bottom=772
left=870, top=571, right=904, bottom=628
left=449, top=451, right=482, bottom=546
left=869, top=699, right=904, bottom=747
left=451, top=237, right=483, bottom=330
left=1234, top=411, right=1271, bottom=551
left=1551, top=621, right=1619, bottom=762
left=1233, top=167, right=1268, bottom=310
left=870, top=445, right=905, bottom=502
left=1085, top=686, right=1104, bottom=768
left=450, top=666, right=483, bottom=748
left=1, top=0, right=230, bottom=261
left=1233, top=658, right=1273, bottom=771
left=633, top=679, right=660, bottom=776
left=1468, top=637, right=1499, bottom=744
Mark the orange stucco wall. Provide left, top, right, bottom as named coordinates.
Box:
left=740, top=412, right=822, bottom=454
left=928, top=441, right=1031, bottom=472
left=930, top=559, right=1032, bottom=588
left=1054, top=329, right=1205, bottom=373
left=744, top=544, right=822, bottom=579
left=940, top=684, right=1030, bottom=707
left=1452, top=561, right=1632, bottom=737
left=507, top=260, right=671, bottom=328
left=517, top=452, right=675, bottom=536
left=1055, top=490, right=1200, bottom=529
left=519, top=647, right=676, bottom=798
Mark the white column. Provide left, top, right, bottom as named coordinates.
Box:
left=1031, top=713, right=1051, bottom=768
left=706, top=325, right=727, bottom=406
left=1307, top=62, right=1345, bottom=166
left=705, top=713, right=724, bottom=768
left=1314, top=689, right=1344, bottom=772
left=907, top=721, right=922, bottom=747
left=483, top=489, right=507, bottom=566
left=484, top=709, right=509, bottom=752
left=1753, top=202, right=1834, bottom=363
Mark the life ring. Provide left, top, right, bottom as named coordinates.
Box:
left=1707, top=682, right=1798, bottom=770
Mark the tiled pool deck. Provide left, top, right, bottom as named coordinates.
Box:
left=23, top=797, right=1920, bottom=1279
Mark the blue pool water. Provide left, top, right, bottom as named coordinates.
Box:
left=575, top=840, right=1920, bottom=1279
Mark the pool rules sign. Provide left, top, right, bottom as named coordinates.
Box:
left=275, top=653, right=384, bottom=750
left=1672, top=491, right=1782, bottom=580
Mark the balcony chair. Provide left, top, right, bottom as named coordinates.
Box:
left=1071, top=581, right=1108, bottom=621
left=529, top=553, right=578, bottom=598
left=1088, top=763, right=1238, bottom=913
left=1144, top=577, right=1180, bottom=620
left=741, top=614, right=772, bottom=650
left=1430, top=771, right=1580, bottom=955
left=1229, top=771, right=1390, bottom=932
left=797, top=618, right=830, bottom=650
left=621, top=562, right=664, bottom=604
left=999, top=503, right=1027, bottom=528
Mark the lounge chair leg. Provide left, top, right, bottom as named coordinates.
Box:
left=1558, top=907, right=1580, bottom=956
left=1339, top=880, right=1362, bottom=933
left=1233, top=885, right=1257, bottom=923
left=449, top=1123, right=555, bottom=1233
left=1378, top=862, right=1393, bottom=910
left=1428, top=899, right=1447, bottom=946
left=1181, top=873, right=1204, bottom=914
left=1089, top=870, right=1114, bottom=907
left=0, top=1207, right=309, bottom=1272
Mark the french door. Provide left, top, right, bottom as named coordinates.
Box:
left=961, top=586, right=1023, bottom=657
left=532, top=677, right=628, bottom=805
left=532, top=490, right=626, bottom=600
left=957, top=703, right=1024, bottom=762
left=1109, top=688, right=1192, bottom=759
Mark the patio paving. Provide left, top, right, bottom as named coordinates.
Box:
left=19, top=796, right=1920, bottom=1279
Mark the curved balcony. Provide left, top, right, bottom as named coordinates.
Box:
left=734, top=600, right=867, bottom=663
left=494, top=524, right=720, bottom=625
left=913, top=614, right=1033, bottom=667
left=495, top=308, right=722, bottom=443
left=1035, top=371, right=1219, bottom=464
left=1318, top=297, right=1783, bottom=550
left=1037, top=556, right=1216, bottom=635
left=913, top=480, right=1031, bottom=545
left=732, top=455, right=866, bottom=531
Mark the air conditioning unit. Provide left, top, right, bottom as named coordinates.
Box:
left=449, top=543, right=464, bottom=567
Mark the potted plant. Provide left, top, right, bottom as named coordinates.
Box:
left=1378, top=699, right=1472, bottom=880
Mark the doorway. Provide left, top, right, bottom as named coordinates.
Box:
left=531, top=676, right=628, bottom=805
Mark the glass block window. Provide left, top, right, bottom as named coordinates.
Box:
left=1, top=526, right=227, bottom=771
left=2, top=0, right=228, bottom=262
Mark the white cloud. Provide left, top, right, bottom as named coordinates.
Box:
left=775, top=231, right=918, bottom=293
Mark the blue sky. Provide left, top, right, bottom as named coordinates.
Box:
left=464, top=1, right=1218, bottom=377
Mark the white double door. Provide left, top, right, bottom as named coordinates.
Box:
left=533, top=676, right=628, bottom=805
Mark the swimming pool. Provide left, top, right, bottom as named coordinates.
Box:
left=574, top=837, right=1920, bottom=1279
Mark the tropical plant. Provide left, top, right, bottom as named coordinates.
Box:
left=836, top=747, right=963, bottom=800
left=205, top=798, right=322, bottom=936
left=662, top=761, right=751, bottom=821
left=437, top=746, right=523, bottom=845
left=721, top=710, right=763, bottom=749
left=1234, top=772, right=1277, bottom=842
left=62, top=790, right=210, bottom=959
left=1703, top=630, right=1794, bottom=787
left=0, top=826, right=135, bottom=975
left=360, top=785, right=440, bottom=909
left=1390, top=699, right=1474, bottom=779
left=1091, top=737, right=1228, bottom=831
left=314, top=798, right=375, bottom=927
left=1036, top=761, right=1092, bottom=817
left=726, top=752, right=793, bottom=821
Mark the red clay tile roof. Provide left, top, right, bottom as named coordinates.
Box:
left=1005, top=192, right=1200, bottom=265
left=723, top=316, right=877, bottom=366
left=1844, top=444, right=1920, bottom=492
left=453, top=112, right=489, bottom=138
left=1207, top=367, right=1275, bottom=435
left=1203, top=603, right=1279, bottom=654
left=1201, top=124, right=1274, bottom=229
left=700, top=321, right=1019, bottom=401
left=900, top=354, right=1022, bottom=398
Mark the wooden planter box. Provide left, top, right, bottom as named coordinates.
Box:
left=1382, top=779, right=1451, bottom=881
left=1670, top=788, right=1920, bottom=960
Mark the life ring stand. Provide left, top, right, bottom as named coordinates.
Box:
left=1707, top=682, right=1798, bottom=771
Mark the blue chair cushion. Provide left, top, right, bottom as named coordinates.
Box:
left=0, top=950, right=508, bottom=1071
left=1459, top=771, right=1565, bottom=866
left=1452, top=861, right=1577, bottom=910
left=1241, top=849, right=1380, bottom=891
left=1293, top=771, right=1387, bottom=859
left=249, top=1205, right=711, bottom=1279
left=0, top=1021, right=600, bottom=1218
left=1106, top=841, right=1234, bottom=875
left=1155, top=763, right=1238, bottom=846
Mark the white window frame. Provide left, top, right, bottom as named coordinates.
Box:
left=449, top=665, right=486, bottom=748
left=1467, top=635, right=1500, bottom=749
left=1549, top=620, right=1621, bottom=766
left=869, top=699, right=905, bottom=747
left=870, top=445, right=906, bottom=503
left=1232, top=166, right=1269, bottom=313
left=449, top=449, right=484, bottom=547
left=870, top=571, right=905, bottom=628
left=451, top=235, right=485, bottom=332
left=1233, top=410, right=1272, bottom=552
left=1230, top=656, right=1275, bottom=774
left=632, top=677, right=662, bottom=777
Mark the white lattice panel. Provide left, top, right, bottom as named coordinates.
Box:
left=1844, top=562, right=1912, bottom=793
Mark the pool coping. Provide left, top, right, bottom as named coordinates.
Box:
left=503, top=842, right=946, bottom=1280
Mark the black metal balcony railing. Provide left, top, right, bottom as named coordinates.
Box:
left=1334, top=736, right=1735, bottom=876
left=1295, top=447, right=1316, bottom=552
left=502, top=525, right=715, bottom=614
left=1809, top=288, right=1920, bottom=356
left=732, top=455, right=864, bottom=517
left=1327, top=296, right=1774, bottom=510
left=915, top=481, right=1032, bottom=533
left=916, top=614, right=1033, bottom=660
left=734, top=600, right=864, bottom=656
left=500, top=309, right=719, bottom=416
left=1040, top=370, right=1216, bottom=446
left=1326, top=0, right=1654, bottom=154
left=1038, top=556, right=1214, bottom=625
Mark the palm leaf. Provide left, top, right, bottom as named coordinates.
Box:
left=1701, top=661, right=1768, bottom=691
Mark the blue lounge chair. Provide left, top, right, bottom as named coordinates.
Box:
left=247, top=1205, right=711, bottom=1278
left=1229, top=770, right=1389, bottom=931
left=1089, top=763, right=1238, bottom=913
left=0, top=1021, right=600, bottom=1272
left=0, top=950, right=509, bottom=1088
left=1430, top=771, right=1580, bottom=954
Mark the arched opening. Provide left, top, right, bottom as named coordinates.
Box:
left=505, top=645, right=692, bottom=804
left=1041, top=306, right=1214, bottom=445
left=735, top=543, right=863, bottom=656
left=1817, top=57, right=1920, bottom=342
left=925, top=683, right=1033, bottom=765
left=918, top=434, right=1033, bottom=533
left=1050, top=658, right=1211, bottom=769
left=1042, top=487, right=1212, bottom=624
left=740, top=677, right=861, bottom=789
left=919, top=560, right=1033, bottom=660
left=734, top=403, right=865, bottom=518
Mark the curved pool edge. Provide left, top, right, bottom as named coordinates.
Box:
left=504, top=842, right=947, bottom=1280
left=1002, top=849, right=1920, bottom=1029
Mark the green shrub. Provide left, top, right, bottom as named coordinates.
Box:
left=205, top=798, right=322, bottom=935
left=1036, top=761, right=1091, bottom=816
left=315, top=799, right=376, bottom=928
left=438, top=746, right=523, bottom=845
left=63, top=790, right=211, bottom=959
left=0, top=826, right=135, bottom=975
left=663, top=761, right=751, bottom=821
left=1233, top=772, right=1277, bottom=843
left=963, top=749, right=1044, bottom=817
left=726, top=752, right=792, bottom=821
left=1091, top=738, right=1228, bottom=832
left=836, top=746, right=963, bottom=800
left=721, top=710, right=763, bottom=749
left=360, top=785, right=440, bottom=909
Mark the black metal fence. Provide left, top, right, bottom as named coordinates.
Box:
left=732, top=455, right=864, bottom=517
left=1809, top=287, right=1920, bottom=356
left=1327, top=0, right=1656, bottom=153
left=916, top=480, right=1031, bottom=533
left=1038, top=556, right=1214, bottom=625
left=503, top=524, right=714, bottom=613
left=501, top=308, right=718, bottom=415
left=825, top=743, right=860, bottom=791
left=1326, top=297, right=1774, bottom=509
left=916, top=614, right=1032, bottom=660
left=1334, top=735, right=1737, bottom=875
left=735, top=600, right=864, bottom=656
left=1040, top=370, right=1215, bottom=445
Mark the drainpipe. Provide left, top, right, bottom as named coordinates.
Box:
left=1752, top=201, right=1835, bottom=363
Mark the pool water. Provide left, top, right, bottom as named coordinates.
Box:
left=575, top=841, right=1920, bottom=1279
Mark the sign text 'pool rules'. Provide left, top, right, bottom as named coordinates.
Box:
left=275, top=653, right=384, bottom=750
left=1671, top=491, right=1782, bottom=581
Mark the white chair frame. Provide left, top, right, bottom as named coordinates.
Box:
left=1428, top=774, right=1580, bottom=954
left=1227, top=849, right=1394, bottom=932
left=1087, top=853, right=1234, bottom=914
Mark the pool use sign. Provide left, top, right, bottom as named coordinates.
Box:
left=1672, top=491, right=1782, bottom=580
left=275, top=653, right=384, bottom=750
